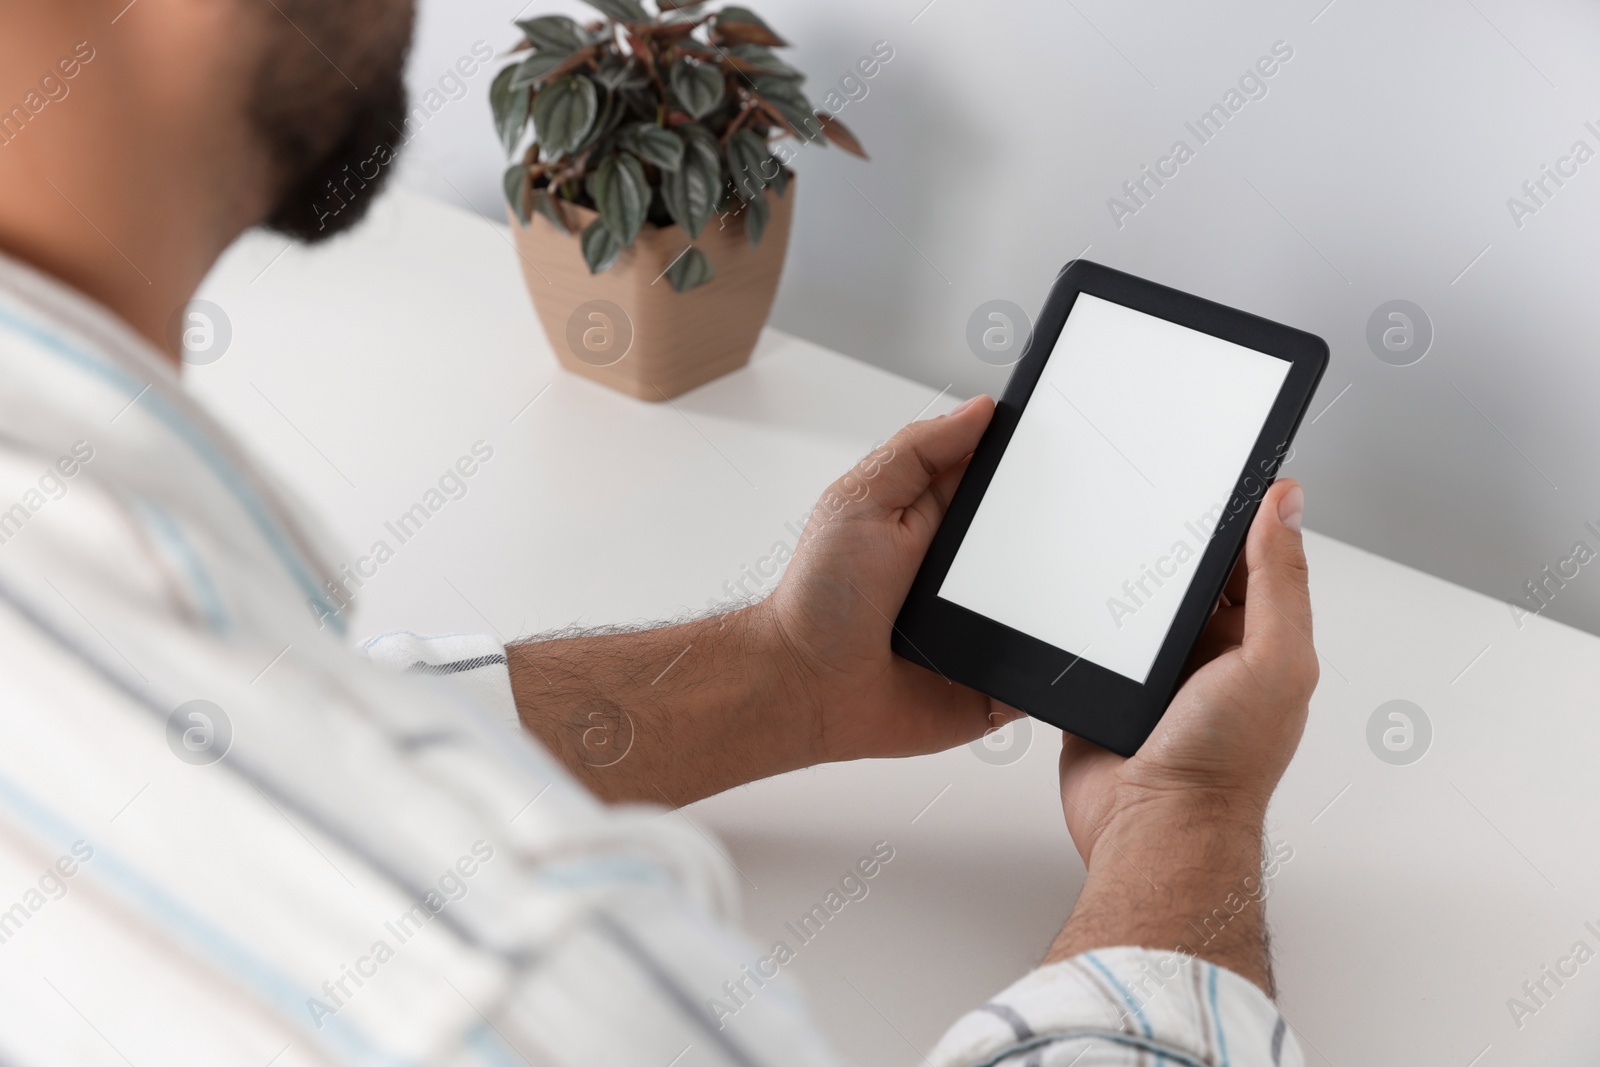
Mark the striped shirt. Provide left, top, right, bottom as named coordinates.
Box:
left=0, top=248, right=1300, bottom=1066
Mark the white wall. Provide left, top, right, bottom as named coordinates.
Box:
left=399, top=0, right=1600, bottom=637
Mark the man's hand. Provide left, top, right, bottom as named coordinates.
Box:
left=507, top=396, right=1010, bottom=806
left=757, top=393, right=1018, bottom=764
left=1046, top=479, right=1317, bottom=994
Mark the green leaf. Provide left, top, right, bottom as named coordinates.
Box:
left=751, top=74, right=822, bottom=140
left=726, top=43, right=803, bottom=80
left=530, top=188, right=570, bottom=233
left=661, top=125, right=720, bottom=238
left=618, top=122, right=684, bottom=171
left=503, top=163, right=531, bottom=224
left=669, top=57, right=725, bottom=119
left=573, top=85, right=623, bottom=154
left=741, top=190, right=769, bottom=248
left=678, top=121, right=722, bottom=169
left=593, top=54, right=649, bottom=91
left=665, top=245, right=715, bottom=291
left=660, top=160, right=716, bottom=238
left=713, top=6, right=786, bottom=46
left=532, top=75, right=598, bottom=157
left=750, top=73, right=809, bottom=108
left=490, top=66, right=531, bottom=155
left=726, top=128, right=774, bottom=200
left=587, top=152, right=649, bottom=246
left=580, top=219, right=623, bottom=274
left=767, top=160, right=789, bottom=196
left=577, top=0, right=648, bottom=23
left=509, top=50, right=571, bottom=90
left=515, top=15, right=586, bottom=52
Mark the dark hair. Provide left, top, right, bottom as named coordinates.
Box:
left=248, top=0, right=416, bottom=242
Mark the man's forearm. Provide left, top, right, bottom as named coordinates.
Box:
left=505, top=603, right=819, bottom=805
left=1046, top=797, right=1278, bottom=995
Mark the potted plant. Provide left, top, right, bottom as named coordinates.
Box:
left=492, top=0, right=865, bottom=400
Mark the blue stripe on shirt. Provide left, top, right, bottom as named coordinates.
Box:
left=0, top=770, right=419, bottom=1067
left=1085, top=951, right=1165, bottom=1065
left=1209, top=963, right=1231, bottom=1067
left=0, top=303, right=345, bottom=633
left=131, top=497, right=233, bottom=635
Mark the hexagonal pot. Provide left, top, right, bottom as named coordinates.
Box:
left=508, top=183, right=794, bottom=401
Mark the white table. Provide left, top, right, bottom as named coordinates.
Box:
left=192, top=191, right=1600, bottom=1067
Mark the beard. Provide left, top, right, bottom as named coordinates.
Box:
left=248, top=0, right=417, bottom=242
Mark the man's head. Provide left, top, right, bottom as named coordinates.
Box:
left=245, top=0, right=417, bottom=241
left=0, top=0, right=419, bottom=356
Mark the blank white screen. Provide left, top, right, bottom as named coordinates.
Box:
left=938, top=293, right=1291, bottom=683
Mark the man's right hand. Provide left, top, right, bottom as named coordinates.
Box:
left=1046, top=479, right=1319, bottom=993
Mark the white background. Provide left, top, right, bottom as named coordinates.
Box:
left=394, top=0, right=1600, bottom=637
left=938, top=294, right=1290, bottom=681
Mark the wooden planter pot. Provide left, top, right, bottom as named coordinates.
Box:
left=508, top=184, right=794, bottom=401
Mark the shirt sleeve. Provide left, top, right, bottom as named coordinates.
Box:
left=357, top=635, right=1298, bottom=1067
left=360, top=630, right=520, bottom=733
left=930, top=947, right=1301, bottom=1067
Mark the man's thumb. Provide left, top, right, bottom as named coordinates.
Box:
left=835, top=395, right=993, bottom=519
left=1242, top=479, right=1314, bottom=656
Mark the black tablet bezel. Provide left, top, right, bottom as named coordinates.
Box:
left=892, top=260, right=1329, bottom=757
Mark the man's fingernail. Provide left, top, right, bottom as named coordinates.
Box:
left=1278, top=482, right=1304, bottom=532
left=949, top=394, right=984, bottom=416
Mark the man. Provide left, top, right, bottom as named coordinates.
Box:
left=0, top=2, right=1318, bottom=1064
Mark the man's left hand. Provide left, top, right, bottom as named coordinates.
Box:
left=508, top=394, right=1014, bottom=804
left=757, top=394, right=1019, bottom=766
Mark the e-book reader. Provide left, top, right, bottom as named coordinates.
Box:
left=893, top=260, right=1328, bottom=756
